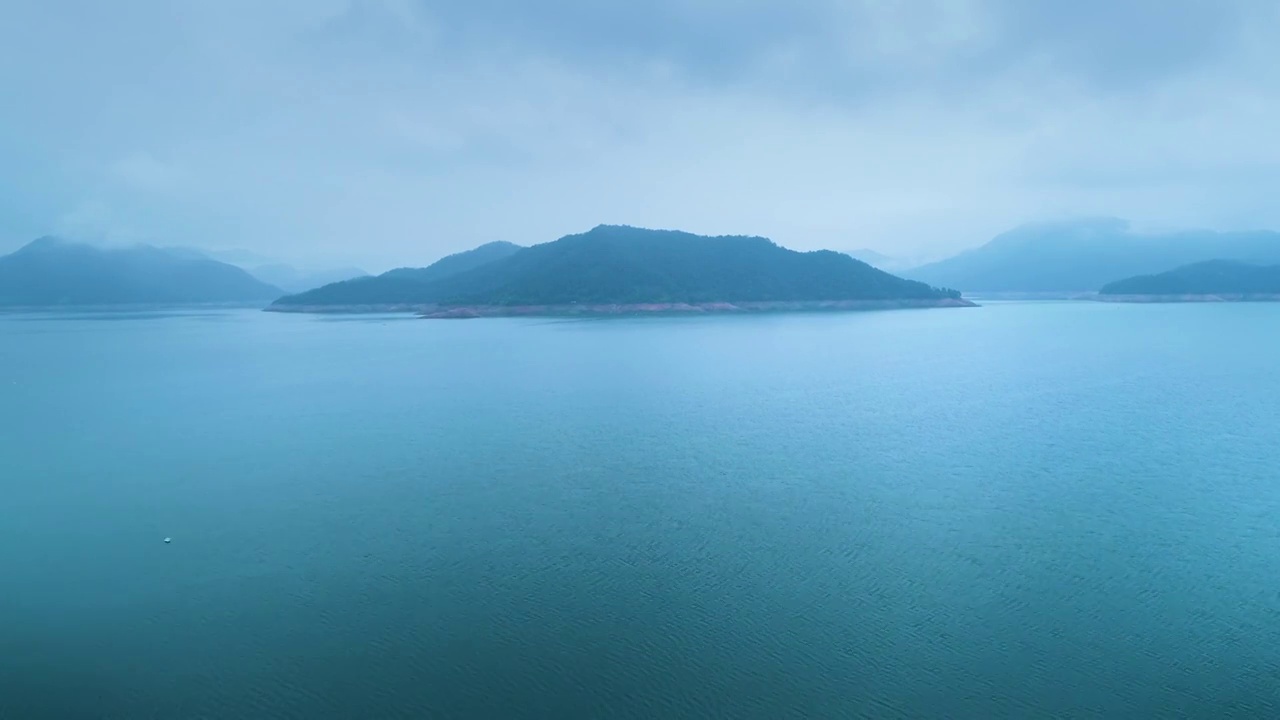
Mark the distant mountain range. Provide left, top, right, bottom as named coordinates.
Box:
left=845, top=248, right=916, bottom=273
left=163, top=246, right=367, bottom=293
left=243, top=264, right=367, bottom=294
left=271, top=226, right=963, bottom=313
left=274, top=242, right=524, bottom=307
left=380, top=241, right=524, bottom=285
left=0, top=237, right=282, bottom=306
left=907, top=219, right=1280, bottom=292
left=1100, top=260, right=1280, bottom=299
left=29, top=218, right=1275, bottom=311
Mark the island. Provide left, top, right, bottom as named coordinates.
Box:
left=267, top=225, right=971, bottom=317
left=1098, top=259, right=1280, bottom=302
left=906, top=218, right=1280, bottom=294
left=267, top=241, right=523, bottom=311
left=0, top=237, right=283, bottom=307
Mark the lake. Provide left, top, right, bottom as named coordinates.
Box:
left=3, top=302, right=1280, bottom=718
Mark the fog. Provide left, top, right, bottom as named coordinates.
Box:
left=2, top=0, right=1277, bottom=271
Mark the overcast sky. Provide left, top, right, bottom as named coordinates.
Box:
left=2, top=0, right=1278, bottom=270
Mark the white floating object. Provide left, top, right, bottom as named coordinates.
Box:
left=164, top=537, right=172, bottom=544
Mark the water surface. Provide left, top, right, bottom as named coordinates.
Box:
left=3, top=303, right=1280, bottom=718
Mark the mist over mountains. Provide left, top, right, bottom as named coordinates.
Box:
left=906, top=219, right=1280, bottom=293
left=270, top=225, right=961, bottom=312
left=0, top=238, right=282, bottom=306
left=8, top=218, right=1280, bottom=309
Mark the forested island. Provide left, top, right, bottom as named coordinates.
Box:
left=269, top=225, right=969, bottom=316
left=1098, top=260, right=1280, bottom=302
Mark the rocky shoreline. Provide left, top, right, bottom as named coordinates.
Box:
left=420, top=298, right=977, bottom=319
left=265, top=303, right=437, bottom=314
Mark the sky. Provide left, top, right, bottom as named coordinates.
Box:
left=2, top=0, right=1278, bottom=271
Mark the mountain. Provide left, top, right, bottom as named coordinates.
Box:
left=0, top=237, right=284, bottom=306
left=248, top=264, right=368, bottom=294
left=907, top=219, right=1280, bottom=292
left=847, top=248, right=893, bottom=266
left=846, top=248, right=912, bottom=273
left=164, top=246, right=276, bottom=267
left=422, top=226, right=961, bottom=306
left=163, top=246, right=368, bottom=293
left=379, top=241, right=523, bottom=284
left=271, top=225, right=961, bottom=312
left=275, top=241, right=523, bottom=307
left=849, top=248, right=901, bottom=267
left=1100, top=260, right=1280, bottom=297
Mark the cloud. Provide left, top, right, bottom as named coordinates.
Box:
left=111, top=153, right=180, bottom=193
left=1, top=0, right=1277, bottom=268
left=53, top=200, right=128, bottom=242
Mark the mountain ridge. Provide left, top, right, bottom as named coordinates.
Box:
left=907, top=219, right=1280, bottom=292
left=1100, top=259, right=1280, bottom=299
left=0, top=237, right=284, bottom=306
left=272, top=241, right=524, bottom=308
left=271, top=225, right=964, bottom=314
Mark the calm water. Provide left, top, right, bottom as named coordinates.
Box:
left=3, top=302, right=1280, bottom=719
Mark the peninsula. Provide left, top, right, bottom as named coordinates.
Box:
left=1098, top=259, right=1280, bottom=302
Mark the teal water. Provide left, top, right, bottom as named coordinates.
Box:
left=3, top=303, right=1280, bottom=718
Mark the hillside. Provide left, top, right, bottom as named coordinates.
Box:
left=907, top=219, right=1280, bottom=292
left=274, top=241, right=523, bottom=307
left=1100, top=260, right=1280, bottom=298
left=271, top=225, right=962, bottom=312
left=847, top=248, right=895, bottom=268
left=846, top=248, right=914, bottom=273
left=0, top=237, right=283, bottom=306
left=163, top=246, right=368, bottom=293
left=380, top=241, right=523, bottom=284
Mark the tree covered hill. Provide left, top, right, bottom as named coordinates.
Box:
left=1100, top=260, right=1280, bottom=296
left=0, top=237, right=283, bottom=306
left=272, top=225, right=959, bottom=309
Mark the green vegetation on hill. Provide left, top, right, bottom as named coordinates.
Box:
left=432, top=226, right=959, bottom=305
left=1100, top=260, right=1280, bottom=295
left=907, top=219, right=1280, bottom=292
left=0, top=237, right=283, bottom=306
left=381, top=241, right=523, bottom=284
left=162, top=246, right=368, bottom=292
left=846, top=248, right=912, bottom=273
left=275, top=241, right=523, bottom=306
left=272, top=226, right=959, bottom=308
